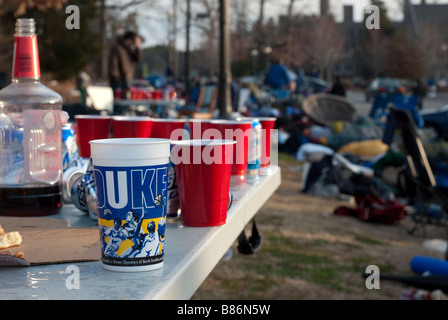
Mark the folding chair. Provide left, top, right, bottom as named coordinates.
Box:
left=178, top=85, right=218, bottom=119
left=237, top=87, right=251, bottom=113
left=302, top=93, right=357, bottom=126
left=369, top=94, right=395, bottom=121
left=392, top=94, right=423, bottom=128
left=388, top=107, right=448, bottom=259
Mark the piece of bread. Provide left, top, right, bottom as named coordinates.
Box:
left=0, top=225, right=4, bottom=235
left=0, top=231, right=22, bottom=250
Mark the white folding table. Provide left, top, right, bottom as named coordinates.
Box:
left=0, top=166, right=281, bottom=300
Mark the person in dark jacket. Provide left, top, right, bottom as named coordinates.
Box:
left=412, top=78, right=427, bottom=110
left=329, top=76, right=346, bottom=97
left=265, top=57, right=295, bottom=92
left=108, top=31, right=142, bottom=101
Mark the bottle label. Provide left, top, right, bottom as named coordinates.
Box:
left=247, top=121, right=261, bottom=171
left=23, top=109, right=62, bottom=184
left=12, top=36, right=40, bottom=78
left=93, top=164, right=168, bottom=268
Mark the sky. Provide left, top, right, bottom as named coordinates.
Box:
left=260, top=0, right=448, bottom=22
left=134, top=0, right=447, bottom=49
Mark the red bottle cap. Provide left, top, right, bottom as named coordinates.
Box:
left=12, top=35, right=40, bottom=78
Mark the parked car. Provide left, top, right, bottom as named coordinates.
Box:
left=365, top=77, right=405, bottom=102
left=239, top=73, right=262, bottom=86
left=239, top=71, right=330, bottom=101
left=420, top=104, right=448, bottom=141
left=299, top=76, right=331, bottom=96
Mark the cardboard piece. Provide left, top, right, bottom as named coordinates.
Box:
left=0, top=216, right=69, bottom=230
left=0, top=217, right=101, bottom=267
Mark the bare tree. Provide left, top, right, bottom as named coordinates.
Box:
left=286, top=0, right=296, bottom=18
left=358, top=28, right=390, bottom=78
left=384, top=33, right=423, bottom=79
left=229, top=0, right=251, bottom=61
left=0, top=0, right=67, bottom=16
left=176, top=0, right=219, bottom=78
left=299, top=16, right=346, bottom=81
left=258, top=0, right=266, bottom=24
left=355, top=0, right=395, bottom=79
left=415, top=22, right=446, bottom=82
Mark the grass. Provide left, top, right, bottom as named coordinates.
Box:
left=277, top=152, right=299, bottom=165
left=222, top=229, right=378, bottom=295
left=216, top=224, right=402, bottom=298
left=353, top=234, right=385, bottom=246
left=217, top=273, right=280, bottom=300
left=193, top=151, right=408, bottom=300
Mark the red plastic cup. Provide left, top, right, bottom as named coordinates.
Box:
left=258, top=117, right=277, bottom=169
left=74, top=115, right=112, bottom=158
left=153, top=90, right=163, bottom=100
left=113, top=88, right=122, bottom=99
left=209, top=120, right=252, bottom=176
left=171, top=139, right=236, bottom=227
left=151, top=119, right=186, bottom=141
left=188, top=119, right=213, bottom=140
left=130, top=86, right=138, bottom=100
left=112, top=116, right=153, bottom=138
left=142, top=90, right=152, bottom=99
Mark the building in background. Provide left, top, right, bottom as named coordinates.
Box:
left=331, top=0, right=448, bottom=86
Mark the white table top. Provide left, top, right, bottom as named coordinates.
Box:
left=0, top=166, right=281, bottom=300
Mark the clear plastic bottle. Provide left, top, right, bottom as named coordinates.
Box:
left=0, top=18, right=63, bottom=216
left=245, top=118, right=261, bottom=181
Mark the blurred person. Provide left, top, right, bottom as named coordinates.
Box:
left=188, top=74, right=202, bottom=103
left=412, top=78, right=427, bottom=110
left=295, top=68, right=306, bottom=91
left=231, top=79, right=240, bottom=112
left=329, top=76, right=346, bottom=97
left=166, top=65, right=174, bottom=85
left=265, top=57, right=295, bottom=92
left=76, top=71, right=91, bottom=105
left=108, top=30, right=142, bottom=101
left=309, top=67, right=320, bottom=78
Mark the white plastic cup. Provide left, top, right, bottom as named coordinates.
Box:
left=90, top=138, right=171, bottom=272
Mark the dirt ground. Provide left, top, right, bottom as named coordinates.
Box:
left=191, top=153, right=448, bottom=300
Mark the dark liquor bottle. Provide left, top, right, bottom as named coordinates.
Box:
left=0, top=18, right=63, bottom=216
